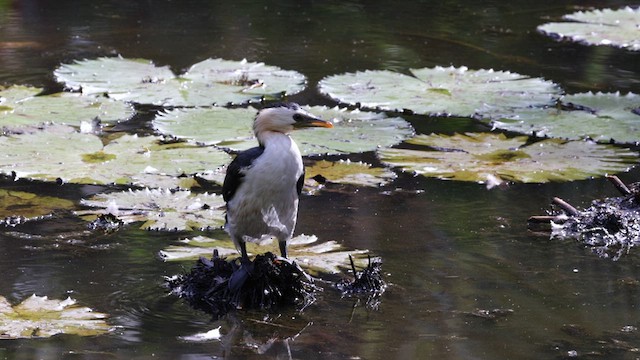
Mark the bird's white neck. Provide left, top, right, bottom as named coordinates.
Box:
left=257, top=130, right=292, bottom=149
left=257, top=131, right=303, bottom=170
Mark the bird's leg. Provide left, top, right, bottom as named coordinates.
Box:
left=238, top=240, right=254, bottom=274
left=229, top=240, right=254, bottom=292
left=239, top=241, right=251, bottom=265
left=279, top=241, right=288, bottom=259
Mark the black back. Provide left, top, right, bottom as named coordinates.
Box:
left=296, top=171, right=305, bottom=196
left=222, top=146, right=265, bottom=202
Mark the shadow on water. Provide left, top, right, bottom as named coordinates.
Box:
left=0, top=0, right=639, bottom=359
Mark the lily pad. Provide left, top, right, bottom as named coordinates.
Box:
left=484, top=92, right=640, bottom=144
left=185, top=58, right=306, bottom=100
left=538, top=6, right=640, bottom=51
left=0, top=189, right=75, bottom=226
left=79, top=188, right=226, bottom=231
left=0, top=294, right=110, bottom=339
left=179, top=327, right=222, bottom=342
left=377, top=132, right=638, bottom=183
left=0, top=85, right=134, bottom=130
left=153, top=106, right=414, bottom=155
left=318, top=66, right=561, bottom=118
left=159, top=234, right=368, bottom=275
left=304, top=159, right=397, bottom=188
left=153, top=107, right=256, bottom=146
left=54, top=57, right=306, bottom=106
left=0, top=125, right=231, bottom=187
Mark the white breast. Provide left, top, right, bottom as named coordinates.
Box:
left=226, top=133, right=303, bottom=243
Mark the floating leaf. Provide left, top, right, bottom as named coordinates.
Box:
left=159, top=234, right=368, bottom=275
left=158, top=235, right=239, bottom=260
left=55, top=57, right=174, bottom=95
left=318, top=66, right=561, bottom=118
left=185, top=58, right=306, bottom=100
left=0, top=85, right=134, bottom=130
left=378, top=132, right=638, bottom=183
left=178, top=327, right=222, bottom=342
left=79, top=188, right=226, bottom=231
left=0, top=189, right=75, bottom=225
left=0, top=125, right=231, bottom=187
left=305, top=159, right=396, bottom=188
left=153, top=107, right=256, bottom=146
left=153, top=106, right=414, bottom=155
left=538, top=7, right=640, bottom=51
left=484, top=92, right=640, bottom=143
left=0, top=294, right=110, bottom=339
left=54, top=57, right=306, bottom=106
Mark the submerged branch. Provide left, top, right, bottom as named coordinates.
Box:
left=552, top=197, right=579, bottom=216
left=528, top=215, right=567, bottom=223
left=606, top=175, right=631, bottom=196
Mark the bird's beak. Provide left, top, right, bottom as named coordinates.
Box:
left=293, top=115, right=334, bottom=129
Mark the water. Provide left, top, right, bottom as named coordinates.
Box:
left=1, top=0, right=640, bottom=358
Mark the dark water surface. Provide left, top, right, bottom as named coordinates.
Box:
left=1, top=0, right=640, bottom=359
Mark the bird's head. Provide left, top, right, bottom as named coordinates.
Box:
left=253, top=103, right=333, bottom=141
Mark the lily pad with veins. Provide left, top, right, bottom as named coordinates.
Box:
left=304, top=159, right=397, bottom=190
left=78, top=188, right=226, bottom=231
left=0, top=124, right=231, bottom=187
left=0, top=85, right=134, bottom=131
left=159, top=234, right=368, bottom=275
left=0, top=294, right=110, bottom=339
left=538, top=6, right=640, bottom=51
left=377, top=132, right=638, bottom=184
left=54, top=57, right=306, bottom=106
left=483, top=92, right=640, bottom=144
left=153, top=106, right=414, bottom=156
left=318, top=66, right=561, bottom=119
left=153, top=107, right=257, bottom=147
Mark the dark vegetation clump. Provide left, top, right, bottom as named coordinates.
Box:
left=166, top=250, right=320, bottom=318
left=335, top=255, right=386, bottom=309
left=0, top=215, right=30, bottom=227
left=87, top=213, right=124, bottom=233
left=529, top=176, right=640, bottom=260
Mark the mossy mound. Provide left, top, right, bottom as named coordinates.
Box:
left=336, top=255, right=387, bottom=310
left=552, top=193, right=640, bottom=260
left=336, top=255, right=386, bottom=295
left=529, top=176, right=640, bottom=260
left=166, top=251, right=320, bottom=318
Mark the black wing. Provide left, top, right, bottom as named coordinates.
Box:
left=296, top=169, right=305, bottom=197
left=222, top=146, right=264, bottom=202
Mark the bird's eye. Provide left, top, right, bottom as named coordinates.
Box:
left=292, top=114, right=303, bottom=122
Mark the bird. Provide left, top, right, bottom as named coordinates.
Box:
left=222, top=102, right=333, bottom=287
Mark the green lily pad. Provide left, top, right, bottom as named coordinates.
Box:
left=54, top=57, right=306, bottom=106
left=153, top=107, right=256, bottom=146
left=0, top=294, right=110, bottom=339
left=378, top=132, right=638, bottom=183
left=0, top=85, right=134, bottom=130
left=0, top=189, right=75, bottom=225
left=153, top=106, right=414, bottom=156
left=185, top=58, right=307, bottom=100
left=538, top=7, right=640, bottom=51
left=79, top=188, right=226, bottom=231
left=159, top=234, right=368, bottom=275
left=484, top=92, right=640, bottom=143
left=305, top=159, right=397, bottom=188
left=0, top=124, right=231, bottom=186
left=318, top=66, right=561, bottom=118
